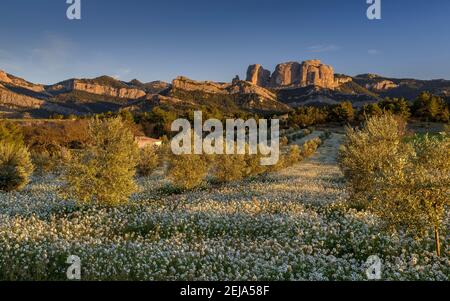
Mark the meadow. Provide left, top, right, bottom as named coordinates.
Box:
left=0, top=126, right=448, bottom=281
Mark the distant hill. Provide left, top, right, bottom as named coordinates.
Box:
left=2, top=60, right=450, bottom=119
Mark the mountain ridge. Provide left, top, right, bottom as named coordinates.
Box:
left=1, top=60, right=450, bottom=119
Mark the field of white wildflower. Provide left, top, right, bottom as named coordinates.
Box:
left=0, top=133, right=448, bottom=281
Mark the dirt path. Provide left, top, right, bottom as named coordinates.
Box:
left=244, top=133, right=346, bottom=205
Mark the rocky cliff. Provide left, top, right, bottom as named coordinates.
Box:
left=172, top=76, right=230, bottom=94
left=170, top=76, right=290, bottom=113
left=246, top=64, right=271, bottom=87
left=245, top=60, right=337, bottom=89
left=299, top=60, right=336, bottom=89
left=47, top=77, right=147, bottom=99
left=365, top=80, right=399, bottom=91
left=0, top=70, right=46, bottom=93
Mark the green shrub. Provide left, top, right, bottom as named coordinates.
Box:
left=339, top=114, right=408, bottom=209
left=331, top=101, right=354, bottom=123
left=301, top=137, right=322, bottom=158
left=0, top=141, right=34, bottom=192
left=167, top=154, right=208, bottom=189
left=138, top=146, right=160, bottom=177
left=63, top=118, right=139, bottom=206
left=339, top=114, right=449, bottom=256
left=243, top=152, right=267, bottom=178
left=287, top=145, right=302, bottom=165
left=32, top=147, right=72, bottom=175
left=413, top=92, right=450, bottom=122
left=0, top=121, right=23, bottom=146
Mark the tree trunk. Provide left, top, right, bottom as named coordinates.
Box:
left=434, top=225, right=441, bottom=257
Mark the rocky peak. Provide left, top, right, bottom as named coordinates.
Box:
left=270, top=62, right=301, bottom=87
left=246, top=64, right=271, bottom=87
left=245, top=60, right=337, bottom=89
left=298, top=60, right=336, bottom=89
left=0, top=70, right=11, bottom=83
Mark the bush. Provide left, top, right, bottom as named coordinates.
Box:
left=22, top=121, right=90, bottom=153
left=301, top=137, right=322, bottom=158
left=331, top=101, right=354, bottom=123
left=243, top=152, right=267, bottom=178
left=287, top=145, right=302, bottom=165
left=379, top=97, right=411, bottom=120
left=413, top=92, right=450, bottom=122
left=0, top=141, right=34, bottom=192
left=167, top=154, right=208, bottom=189
left=339, top=114, right=408, bottom=209
left=63, top=118, right=139, bottom=206
left=0, top=121, right=23, bottom=145
left=288, top=106, right=328, bottom=127
left=137, top=146, right=160, bottom=177
left=31, top=147, right=72, bottom=175
left=339, top=114, right=449, bottom=256
left=372, top=134, right=449, bottom=256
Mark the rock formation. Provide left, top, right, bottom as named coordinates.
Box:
left=0, top=70, right=11, bottom=83
left=0, top=70, right=46, bottom=93
left=47, top=79, right=146, bottom=99
left=269, top=62, right=301, bottom=87
left=365, top=80, right=399, bottom=91
left=246, top=64, right=271, bottom=87
left=299, top=60, right=336, bottom=89
left=335, top=75, right=353, bottom=85
left=246, top=60, right=337, bottom=89
left=172, top=76, right=230, bottom=94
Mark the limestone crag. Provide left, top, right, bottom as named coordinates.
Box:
left=270, top=62, right=301, bottom=87
left=48, top=79, right=146, bottom=99
left=246, top=60, right=338, bottom=89
left=0, top=86, right=77, bottom=115
left=246, top=64, right=271, bottom=87
left=0, top=70, right=11, bottom=83
left=172, top=76, right=230, bottom=94
left=228, top=80, right=277, bottom=102
left=0, top=70, right=46, bottom=93
left=299, top=60, right=336, bottom=89
left=335, top=75, right=353, bottom=85
left=365, top=80, right=399, bottom=91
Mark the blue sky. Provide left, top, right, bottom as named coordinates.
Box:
left=0, top=0, right=449, bottom=84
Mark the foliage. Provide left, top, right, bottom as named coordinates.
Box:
left=413, top=92, right=450, bottom=122
left=339, top=114, right=449, bottom=255
left=137, top=146, right=160, bottom=177
left=301, top=137, right=323, bottom=158
left=288, top=106, right=328, bottom=128
left=379, top=97, right=411, bottom=119
left=31, top=148, right=72, bottom=176
left=359, top=103, right=383, bottom=120
left=211, top=153, right=246, bottom=183
left=339, top=114, right=409, bottom=210
left=330, top=101, right=355, bottom=123
left=21, top=121, right=90, bottom=153
left=63, top=118, right=139, bottom=206
left=0, top=121, right=24, bottom=146
left=0, top=141, right=34, bottom=192
left=167, top=153, right=208, bottom=190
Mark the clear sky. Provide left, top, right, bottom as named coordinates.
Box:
left=0, top=0, right=449, bottom=84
